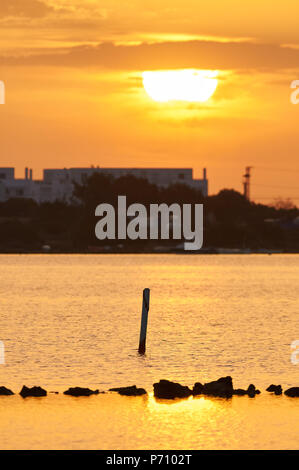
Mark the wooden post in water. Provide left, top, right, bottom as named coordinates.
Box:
left=138, top=288, right=150, bottom=354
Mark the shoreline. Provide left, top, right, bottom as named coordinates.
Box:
left=0, top=250, right=299, bottom=255
left=1, top=379, right=298, bottom=399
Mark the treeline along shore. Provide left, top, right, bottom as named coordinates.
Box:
left=0, top=173, right=299, bottom=253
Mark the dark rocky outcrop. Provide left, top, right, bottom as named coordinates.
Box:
left=266, top=384, right=282, bottom=395
left=109, top=385, right=147, bottom=396
left=247, top=384, right=261, bottom=398
left=20, top=386, right=47, bottom=398
left=233, top=388, right=248, bottom=396
left=192, top=382, right=204, bottom=396
left=153, top=380, right=192, bottom=399
left=201, top=376, right=234, bottom=398
left=192, top=377, right=260, bottom=398
left=0, top=386, right=14, bottom=396
left=63, top=387, right=99, bottom=397
left=284, top=387, right=299, bottom=397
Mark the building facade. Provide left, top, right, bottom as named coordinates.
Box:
left=0, top=166, right=208, bottom=203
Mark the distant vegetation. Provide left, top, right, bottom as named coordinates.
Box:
left=0, top=173, right=298, bottom=253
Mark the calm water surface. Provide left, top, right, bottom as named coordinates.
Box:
left=0, top=254, right=298, bottom=449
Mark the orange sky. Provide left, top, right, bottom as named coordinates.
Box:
left=0, top=0, right=299, bottom=202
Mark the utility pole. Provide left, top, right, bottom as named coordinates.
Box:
left=243, top=167, right=252, bottom=200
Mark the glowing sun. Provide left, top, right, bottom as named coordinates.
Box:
left=142, top=69, right=218, bottom=103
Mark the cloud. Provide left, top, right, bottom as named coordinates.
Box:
left=0, top=0, right=55, bottom=18
left=1, top=40, right=299, bottom=71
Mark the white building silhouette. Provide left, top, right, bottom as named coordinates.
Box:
left=0, top=166, right=208, bottom=203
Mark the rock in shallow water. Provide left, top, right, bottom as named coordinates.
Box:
left=284, top=387, right=299, bottom=397
left=64, top=387, right=99, bottom=397
left=109, top=385, right=147, bottom=396
left=154, top=380, right=192, bottom=399
left=20, top=386, right=47, bottom=398
left=0, top=386, right=14, bottom=396
left=193, top=377, right=260, bottom=398
left=201, top=376, right=234, bottom=398
left=266, top=384, right=282, bottom=395
left=193, top=382, right=204, bottom=396
left=233, top=388, right=248, bottom=396
left=247, top=384, right=261, bottom=398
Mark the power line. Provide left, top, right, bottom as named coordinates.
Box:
left=244, top=167, right=299, bottom=201
left=252, top=183, right=299, bottom=190
left=255, top=166, right=299, bottom=174
left=255, top=196, right=299, bottom=200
